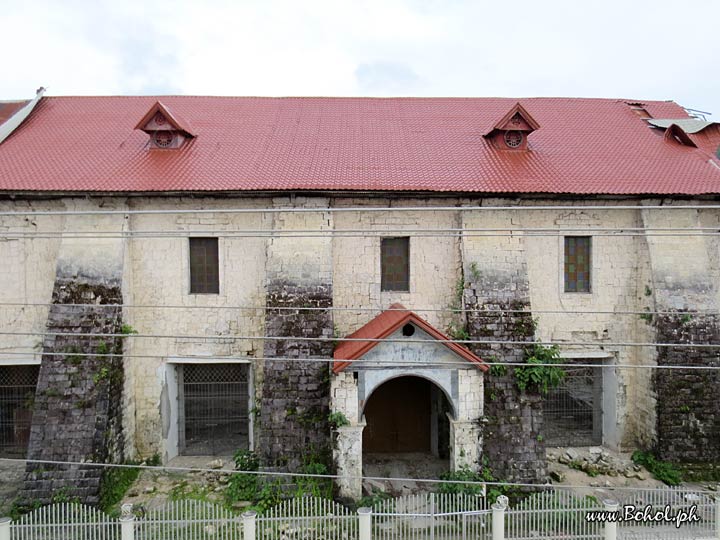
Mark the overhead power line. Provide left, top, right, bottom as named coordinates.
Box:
left=0, top=301, right=709, bottom=317
left=2, top=203, right=720, bottom=217
left=3, top=329, right=720, bottom=350
left=0, top=350, right=717, bottom=371
left=0, top=457, right=714, bottom=494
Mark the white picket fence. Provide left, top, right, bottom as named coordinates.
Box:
left=1, top=490, right=718, bottom=540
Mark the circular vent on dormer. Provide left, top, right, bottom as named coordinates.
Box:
left=504, top=130, right=523, bottom=148
left=153, top=131, right=174, bottom=148
left=154, top=112, right=167, bottom=126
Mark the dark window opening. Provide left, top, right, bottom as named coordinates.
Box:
left=0, top=365, right=39, bottom=458
left=381, top=237, right=410, bottom=292
left=179, top=363, right=249, bottom=456
left=544, top=363, right=602, bottom=446
left=402, top=324, right=415, bottom=337
left=564, top=236, right=591, bottom=293
left=189, top=237, right=219, bottom=294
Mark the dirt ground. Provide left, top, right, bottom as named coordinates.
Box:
left=2, top=447, right=717, bottom=515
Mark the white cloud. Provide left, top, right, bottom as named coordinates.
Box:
left=0, top=0, right=717, bottom=116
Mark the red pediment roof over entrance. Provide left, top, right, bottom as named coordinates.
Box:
left=332, top=303, right=487, bottom=373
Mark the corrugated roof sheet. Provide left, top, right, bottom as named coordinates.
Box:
left=0, top=96, right=719, bottom=194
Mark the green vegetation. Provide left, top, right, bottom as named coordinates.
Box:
left=225, top=450, right=260, bottom=503
left=631, top=450, right=683, bottom=486
left=99, top=464, right=141, bottom=514
left=438, top=463, right=518, bottom=504
left=327, top=411, right=350, bottom=429
left=120, top=324, right=138, bottom=335
left=489, top=362, right=507, bottom=377
left=514, top=344, right=565, bottom=395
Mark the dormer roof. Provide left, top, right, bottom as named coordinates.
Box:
left=134, top=101, right=195, bottom=138
left=484, top=102, right=540, bottom=137
left=663, top=123, right=698, bottom=148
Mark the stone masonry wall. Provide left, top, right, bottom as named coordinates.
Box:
left=19, top=281, right=126, bottom=507
left=653, top=314, right=720, bottom=464
left=462, top=209, right=545, bottom=484
left=258, top=200, right=334, bottom=470
left=643, top=207, right=720, bottom=470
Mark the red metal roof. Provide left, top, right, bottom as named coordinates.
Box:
left=333, top=303, right=487, bottom=373
left=0, top=96, right=719, bottom=194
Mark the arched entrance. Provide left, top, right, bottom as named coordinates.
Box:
left=362, top=376, right=452, bottom=459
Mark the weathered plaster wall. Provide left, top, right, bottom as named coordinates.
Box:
left=3, top=196, right=719, bottom=481
left=331, top=200, right=461, bottom=333
left=0, top=201, right=63, bottom=364
left=122, top=198, right=269, bottom=459
left=643, top=207, right=720, bottom=467
left=19, top=199, right=128, bottom=506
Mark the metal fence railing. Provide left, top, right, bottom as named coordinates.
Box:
left=2, top=490, right=719, bottom=540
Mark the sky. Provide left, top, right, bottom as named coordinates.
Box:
left=1, top=0, right=718, bottom=118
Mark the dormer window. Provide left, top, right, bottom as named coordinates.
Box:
left=135, top=101, right=195, bottom=150
left=504, top=130, right=524, bottom=148
left=484, top=102, right=540, bottom=151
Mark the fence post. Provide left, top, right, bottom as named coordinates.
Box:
left=603, top=499, right=618, bottom=540
left=492, top=495, right=507, bottom=540
left=715, top=497, right=719, bottom=540
left=242, top=510, right=257, bottom=540
left=119, top=504, right=135, bottom=540
left=358, top=507, right=372, bottom=540
left=0, top=517, right=10, bottom=540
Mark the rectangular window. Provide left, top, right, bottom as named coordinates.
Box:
left=381, top=237, right=410, bottom=292
left=564, top=236, right=591, bottom=293
left=189, top=237, right=219, bottom=294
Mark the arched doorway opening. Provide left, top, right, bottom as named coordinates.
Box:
left=362, top=376, right=453, bottom=460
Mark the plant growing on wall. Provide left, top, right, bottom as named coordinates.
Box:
left=514, top=344, right=565, bottom=395
left=327, top=411, right=350, bottom=429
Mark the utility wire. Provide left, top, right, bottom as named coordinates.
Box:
left=3, top=226, right=720, bottom=234
left=2, top=204, right=720, bottom=217
left=0, top=350, right=717, bottom=371
left=0, top=458, right=714, bottom=494
left=3, top=231, right=720, bottom=240
left=3, top=329, right=720, bottom=350
left=0, top=302, right=707, bottom=317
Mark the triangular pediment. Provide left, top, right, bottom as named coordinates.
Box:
left=333, top=303, right=487, bottom=373
left=134, top=101, right=195, bottom=137
left=484, top=102, right=540, bottom=137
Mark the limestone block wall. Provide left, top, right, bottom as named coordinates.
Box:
left=0, top=200, right=63, bottom=363
left=122, top=197, right=270, bottom=459
left=643, top=207, right=720, bottom=468
left=19, top=199, right=129, bottom=506
left=331, top=199, right=461, bottom=334
left=461, top=207, right=544, bottom=483
left=258, top=198, right=334, bottom=469
left=451, top=369, right=483, bottom=469
left=522, top=204, right=650, bottom=450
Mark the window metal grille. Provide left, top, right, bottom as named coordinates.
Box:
left=381, top=237, right=410, bottom=291
left=0, top=365, right=39, bottom=457
left=189, top=237, right=219, bottom=294
left=544, top=365, right=602, bottom=447
left=564, top=236, right=591, bottom=293
left=181, top=363, right=249, bottom=456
